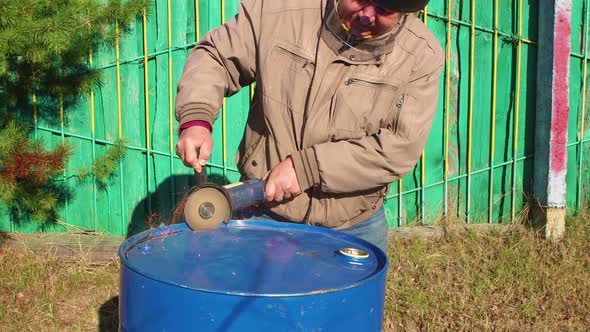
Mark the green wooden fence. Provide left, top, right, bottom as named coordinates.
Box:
left=1, top=0, right=588, bottom=235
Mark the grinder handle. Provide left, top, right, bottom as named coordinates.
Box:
left=193, top=167, right=208, bottom=186
left=193, top=147, right=208, bottom=185
left=224, top=179, right=266, bottom=211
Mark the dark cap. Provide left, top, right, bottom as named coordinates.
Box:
left=375, top=0, right=430, bottom=12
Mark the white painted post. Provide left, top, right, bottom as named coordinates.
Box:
left=533, top=0, right=572, bottom=240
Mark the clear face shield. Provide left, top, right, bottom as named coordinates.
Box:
left=321, top=0, right=402, bottom=58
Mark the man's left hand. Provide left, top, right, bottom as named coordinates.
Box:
left=264, top=157, right=301, bottom=202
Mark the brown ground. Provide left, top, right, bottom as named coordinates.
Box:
left=1, top=214, right=589, bottom=331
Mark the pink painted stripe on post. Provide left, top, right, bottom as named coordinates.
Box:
left=550, top=8, right=571, bottom=174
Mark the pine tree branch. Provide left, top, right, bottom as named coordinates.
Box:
left=76, top=139, right=127, bottom=184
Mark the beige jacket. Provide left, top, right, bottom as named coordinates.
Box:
left=176, top=0, right=444, bottom=229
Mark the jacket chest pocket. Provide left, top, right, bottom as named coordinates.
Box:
left=331, top=77, right=399, bottom=137
left=262, top=43, right=316, bottom=114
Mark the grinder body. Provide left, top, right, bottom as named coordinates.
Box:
left=184, top=179, right=266, bottom=230
left=224, top=179, right=266, bottom=211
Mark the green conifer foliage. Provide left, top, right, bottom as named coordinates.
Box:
left=0, top=0, right=147, bottom=225
left=0, top=0, right=148, bottom=105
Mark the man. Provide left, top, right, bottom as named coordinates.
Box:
left=175, top=0, right=444, bottom=253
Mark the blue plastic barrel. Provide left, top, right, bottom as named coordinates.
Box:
left=119, top=220, right=388, bottom=331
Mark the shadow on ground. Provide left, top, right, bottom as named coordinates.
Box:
left=99, top=296, right=119, bottom=332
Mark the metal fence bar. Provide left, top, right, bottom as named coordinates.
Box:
left=443, top=0, right=452, bottom=219
left=397, top=179, right=403, bottom=226
left=386, top=155, right=533, bottom=200
left=33, top=93, right=38, bottom=232
left=88, top=13, right=538, bottom=71
left=568, top=137, right=590, bottom=147
left=420, top=121, right=425, bottom=219
left=31, top=126, right=167, bottom=155
left=142, top=8, right=153, bottom=217
left=572, top=51, right=590, bottom=59
left=89, top=49, right=99, bottom=232
left=195, top=0, right=200, bottom=41
left=221, top=0, right=228, bottom=182
left=466, top=0, right=476, bottom=224
left=32, top=95, right=38, bottom=140
left=93, top=45, right=195, bottom=70
left=59, top=95, right=69, bottom=231
left=115, top=20, right=126, bottom=233
left=421, top=7, right=428, bottom=223
left=168, top=0, right=176, bottom=209
left=31, top=125, right=246, bottom=177
left=578, top=0, right=589, bottom=210
left=23, top=94, right=38, bottom=233
left=489, top=0, right=499, bottom=224
left=426, top=12, right=535, bottom=46
left=511, top=0, right=524, bottom=220
left=31, top=119, right=581, bottom=162
left=84, top=13, right=540, bottom=75
left=86, top=13, right=540, bottom=75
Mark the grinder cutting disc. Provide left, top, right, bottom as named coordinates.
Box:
left=184, top=185, right=232, bottom=230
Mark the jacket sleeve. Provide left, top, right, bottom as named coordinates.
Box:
left=175, top=0, right=259, bottom=127
left=291, top=52, right=445, bottom=194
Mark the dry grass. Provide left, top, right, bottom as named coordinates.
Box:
left=383, top=213, right=590, bottom=331
left=1, top=213, right=589, bottom=331
left=0, top=248, right=119, bottom=332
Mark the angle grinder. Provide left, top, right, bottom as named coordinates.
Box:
left=184, top=175, right=266, bottom=231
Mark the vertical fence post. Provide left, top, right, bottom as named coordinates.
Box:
left=533, top=0, right=572, bottom=240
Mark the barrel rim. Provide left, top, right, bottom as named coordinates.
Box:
left=119, top=220, right=389, bottom=297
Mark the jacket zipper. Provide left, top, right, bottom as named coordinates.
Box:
left=274, top=46, right=315, bottom=69
left=343, top=78, right=398, bottom=92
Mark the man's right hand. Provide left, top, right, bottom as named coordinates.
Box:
left=175, top=125, right=213, bottom=173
